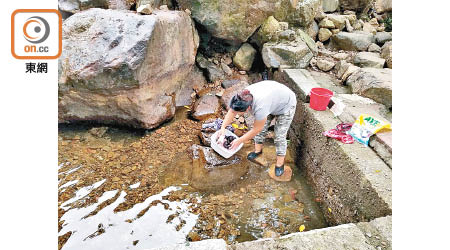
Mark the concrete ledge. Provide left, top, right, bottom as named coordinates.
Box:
left=280, top=69, right=392, bottom=168
left=357, top=216, right=392, bottom=250
left=295, top=103, right=392, bottom=224
left=228, top=224, right=376, bottom=250
left=277, top=69, right=392, bottom=224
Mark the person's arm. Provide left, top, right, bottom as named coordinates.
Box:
left=230, top=118, right=266, bottom=149
left=217, top=109, right=235, bottom=137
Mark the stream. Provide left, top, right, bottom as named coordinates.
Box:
left=58, top=108, right=327, bottom=249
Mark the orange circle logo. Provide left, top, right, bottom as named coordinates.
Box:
left=23, top=16, right=50, bottom=44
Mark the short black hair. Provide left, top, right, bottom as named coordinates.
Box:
left=230, top=89, right=253, bottom=112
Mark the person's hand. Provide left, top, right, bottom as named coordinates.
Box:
left=216, top=128, right=226, bottom=142
left=230, top=138, right=243, bottom=150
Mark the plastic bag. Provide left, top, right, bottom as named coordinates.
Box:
left=323, top=123, right=354, bottom=144
left=348, top=114, right=391, bottom=146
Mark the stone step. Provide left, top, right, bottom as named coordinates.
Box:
left=148, top=216, right=392, bottom=250
left=280, top=69, right=392, bottom=168
left=229, top=221, right=380, bottom=250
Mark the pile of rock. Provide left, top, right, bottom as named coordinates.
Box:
left=58, top=0, right=393, bottom=129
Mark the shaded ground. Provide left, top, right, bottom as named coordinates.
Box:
left=58, top=108, right=327, bottom=250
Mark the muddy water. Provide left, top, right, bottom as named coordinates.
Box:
left=58, top=108, right=327, bottom=249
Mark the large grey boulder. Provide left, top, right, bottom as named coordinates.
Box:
left=176, top=0, right=321, bottom=43
left=262, top=28, right=318, bottom=69
left=322, top=0, right=339, bottom=13
left=353, top=52, right=386, bottom=68
left=58, top=0, right=132, bottom=13
left=346, top=68, right=392, bottom=108
left=58, top=9, right=199, bottom=129
left=331, top=31, right=375, bottom=51
left=262, top=40, right=314, bottom=69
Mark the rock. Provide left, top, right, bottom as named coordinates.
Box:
left=177, top=0, right=320, bottom=43
left=262, top=40, right=314, bottom=69
left=190, top=144, right=249, bottom=190
left=220, top=82, right=249, bottom=110
left=274, top=0, right=322, bottom=27
left=331, top=29, right=340, bottom=35
left=222, top=79, right=241, bottom=89
left=305, top=21, right=319, bottom=41
left=346, top=68, right=392, bottom=108
left=333, top=52, right=350, bottom=60
left=316, top=41, right=325, bottom=49
left=279, top=30, right=296, bottom=41
left=58, top=0, right=132, bottom=13
left=353, top=19, right=363, bottom=30
left=336, top=60, right=360, bottom=81
left=89, top=127, right=109, bottom=138
left=363, top=22, right=377, bottom=35
left=316, top=59, right=335, bottom=72
left=263, top=230, right=280, bottom=239
left=354, top=52, right=385, bottom=68
left=137, top=0, right=172, bottom=10
left=192, top=95, right=220, bottom=121
left=221, top=63, right=233, bottom=76
left=375, top=32, right=392, bottom=45
left=279, top=22, right=289, bottom=31
left=197, top=54, right=226, bottom=82
left=176, top=0, right=265, bottom=43
left=222, top=56, right=233, bottom=65
left=58, top=9, right=198, bottom=129
left=199, top=131, right=213, bottom=147
left=345, top=19, right=354, bottom=32
left=327, top=14, right=346, bottom=30
left=137, top=4, right=153, bottom=15
left=256, top=16, right=281, bottom=46
left=319, top=18, right=335, bottom=29
left=318, top=28, right=332, bottom=42
left=322, top=0, right=339, bottom=13
left=331, top=31, right=375, bottom=51
left=375, top=0, right=392, bottom=14
left=296, top=29, right=319, bottom=56
left=380, top=41, right=392, bottom=69
left=339, top=0, right=372, bottom=12
left=159, top=4, right=169, bottom=10
left=377, top=25, right=386, bottom=32
left=188, top=231, right=201, bottom=242
left=233, top=43, right=257, bottom=71
left=175, top=67, right=206, bottom=107
left=368, top=43, right=381, bottom=53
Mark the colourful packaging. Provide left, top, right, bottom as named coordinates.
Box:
left=348, top=114, right=391, bottom=146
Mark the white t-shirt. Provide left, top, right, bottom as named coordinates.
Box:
left=245, top=80, right=297, bottom=121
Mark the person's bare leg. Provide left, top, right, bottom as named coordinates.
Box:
left=276, top=155, right=285, bottom=167
left=255, top=143, right=263, bottom=153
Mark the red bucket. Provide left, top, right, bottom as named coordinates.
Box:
left=309, top=88, right=333, bottom=111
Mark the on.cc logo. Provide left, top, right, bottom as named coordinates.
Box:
left=23, top=16, right=50, bottom=44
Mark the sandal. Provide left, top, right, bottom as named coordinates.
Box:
left=247, top=150, right=263, bottom=160
left=275, top=164, right=285, bottom=177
